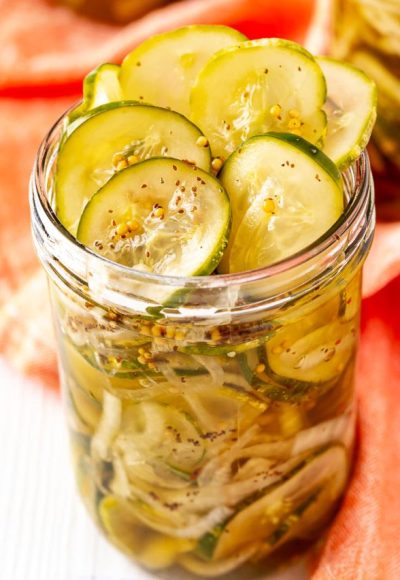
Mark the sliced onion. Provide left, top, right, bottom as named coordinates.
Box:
left=126, top=479, right=191, bottom=525
left=220, top=455, right=306, bottom=507
left=110, top=452, right=133, bottom=498
left=198, top=424, right=260, bottom=486
left=183, top=393, right=236, bottom=441
left=291, top=409, right=354, bottom=457
left=91, top=391, right=121, bottom=460
left=157, top=361, right=185, bottom=389
left=192, top=355, right=225, bottom=387
left=182, top=468, right=288, bottom=511
left=223, top=372, right=253, bottom=391
left=128, top=498, right=233, bottom=539
left=114, top=402, right=201, bottom=490
left=105, top=381, right=170, bottom=401
left=179, top=544, right=257, bottom=577
left=130, top=464, right=192, bottom=491
left=116, top=402, right=165, bottom=453
left=234, top=457, right=273, bottom=481
left=234, top=440, right=293, bottom=460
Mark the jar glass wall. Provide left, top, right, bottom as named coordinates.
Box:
left=30, top=112, right=375, bottom=577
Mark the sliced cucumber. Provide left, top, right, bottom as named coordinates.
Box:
left=156, top=351, right=209, bottom=377
left=135, top=535, right=194, bottom=570
left=265, top=319, right=356, bottom=384
left=265, top=488, right=322, bottom=547
left=252, top=380, right=329, bottom=404
left=68, top=63, right=123, bottom=124
left=180, top=336, right=265, bottom=356
left=61, top=340, right=104, bottom=403
left=191, top=38, right=327, bottom=160
left=339, top=271, right=362, bottom=322
left=91, top=391, right=121, bottom=461
left=219, top=133, right=343, bottom=274
left=83, top=63, right=122, bottom=109
left=319, top=57, right=377, bottom=169
left=56, top=102, right=212, bottom=234
left=117, top=401, right=205, bottom=476
left=120, top=25, right=246, bottom=117
left=67, top=378, right=102, bottom=432
left=179, top=545, right=257, bottom=577
left=209, top=445, right=347, bottom=560
left=99, top=496, right=193, bottom=567
left=77, top=158, right=230, bottom=281
left=246, top=295, right=350, bottom=397
left=99, top=495, right=146, bottom=555
left=184, top=385, right=267, bottom=435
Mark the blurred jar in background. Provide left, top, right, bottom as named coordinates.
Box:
left=332, top=0, right=400, bottom=218
left=53, top=0, right=176, bottom=23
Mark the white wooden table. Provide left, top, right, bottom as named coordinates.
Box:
left=0, top=359, right=307, bottom=580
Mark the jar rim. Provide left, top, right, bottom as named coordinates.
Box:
left=31, top=109, right=374, bottom=290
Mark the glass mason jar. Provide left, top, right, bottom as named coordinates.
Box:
left=332, top=0, right=400, bottom=212
left=30, top=111, right=375, bottom=577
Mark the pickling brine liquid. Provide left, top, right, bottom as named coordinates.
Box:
left=51, top=265, right=361, bottom=577
left=333, top=0, right=400, bottom=216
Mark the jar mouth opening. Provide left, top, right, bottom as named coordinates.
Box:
left=31, top=109, right=373, bottom=291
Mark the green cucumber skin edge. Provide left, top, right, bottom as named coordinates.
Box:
left=191, top=36, right=328, bottom=107
left=220, top=132, right=342, bottom=186
left=318, top=56, right=378, bottom=169
left=76, top=157, right=231, bottom=306
left=120, top=24, right=248, bottom=75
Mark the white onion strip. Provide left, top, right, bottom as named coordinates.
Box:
left=179, top=544, right=257, bottom=577
left=192, top=355, right=225, bottom=387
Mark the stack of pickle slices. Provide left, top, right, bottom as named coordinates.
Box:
left=333, top=0, right=400, bottom=169
left=53, top=25, right=376, bottom=576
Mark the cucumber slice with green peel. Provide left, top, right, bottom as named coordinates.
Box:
left=219, top=133, right=343, bottom=274
left=66, top=382, right=100, bottom=435
left=68, top=63, right=123, bottom=124
left=83, top=63, right=122, bottom=109
left=117, top=401, right=205, bottom=475
left=339, top=273, right=362, bottom=322
left=62, top=340, right=161, bottom=399
left=237, top=350, right=259, bottom=384
left=99, top=496, right=143, bottom=556
left=252, top=381, right=326, bottom=404
left=184, top=385, right=267, bottom=435
left=180, top=336, right=266, bottom=357
left=247, top=296, right=350, bottom=395
left=179, top=545, right=258, bottom=577
left=191, top=38, right=327, bottom=160
left=67, top=378, right=102, bottom=432
left=120, top=25, right=246, bottom=117
left=56, top=102, right=212, bottom=234
left=265, top=319, right=356, bottom=384
left=99, top=496, right=193, bottom=567
left=77, top=158, right=230, bottom=281
left=319, top=57, right=377, bottom=169
left=264, top=489, right=322, bottom=545
left=206, top=445, right=347, bottom=560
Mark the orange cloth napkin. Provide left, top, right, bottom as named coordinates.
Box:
left=1, top=0, right=400, bottom=577
left=312, top=276, right=400, bottom=579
